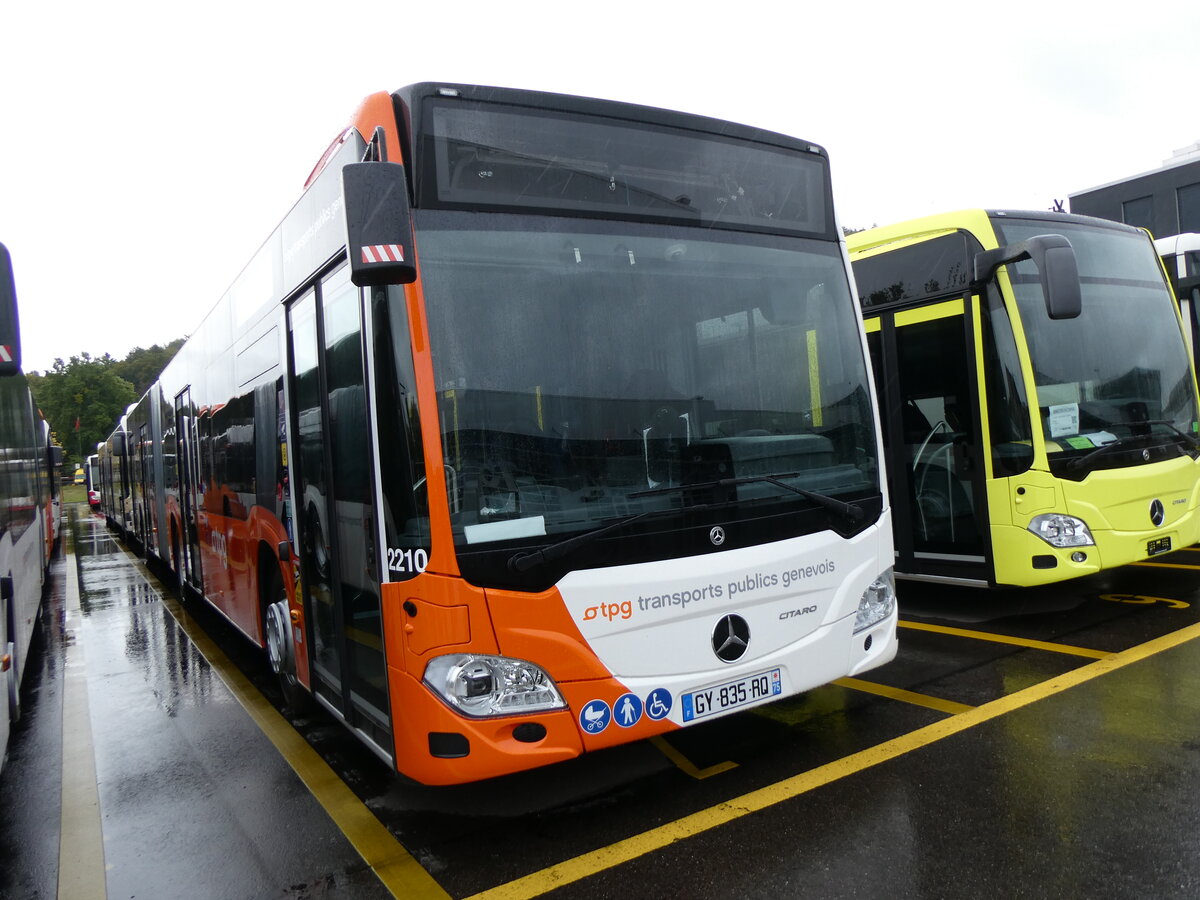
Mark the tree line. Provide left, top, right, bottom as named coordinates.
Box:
left=29, top=339, right=185, bottom=469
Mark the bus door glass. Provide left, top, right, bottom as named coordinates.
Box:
left=174, top=388, right=204, bottom=591
left=285, top=269, right=391, bottom=748
left=868, top=300, right=987, bottom=575
left=137, top=423, right=150, bottom=546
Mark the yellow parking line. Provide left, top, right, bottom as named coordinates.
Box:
left=464, top=620, right=1200, bottom=900
left=833, top=677, right=974, bottom=715
left=898, top=619, right=1110, bottom=659
left=1131, top=560, right=1200, bottom=571
left=649, top=736, right=738, bottom=779
left=111, top=549, right=447, bottom=900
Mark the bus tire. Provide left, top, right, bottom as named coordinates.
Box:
left=263, top=565, right=309, bottom=714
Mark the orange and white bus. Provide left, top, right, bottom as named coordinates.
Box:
left=109, top=83, right=897, bottom=784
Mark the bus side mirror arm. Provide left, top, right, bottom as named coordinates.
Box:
left=973, top=234, right=1082, bottom=320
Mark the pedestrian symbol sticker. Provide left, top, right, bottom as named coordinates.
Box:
left=579, top=699, right=611, bottom=734
left=645, top=688, right=673, bottom=721
left=614, top=693, right=643, bottom=728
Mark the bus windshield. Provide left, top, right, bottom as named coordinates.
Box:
left=994, top=217, right=1200, bottom=477
left=409, top=212, right=878, bottom=569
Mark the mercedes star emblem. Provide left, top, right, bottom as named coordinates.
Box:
left=712, top=614, right=750, bottom=662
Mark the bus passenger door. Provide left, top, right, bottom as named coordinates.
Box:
left=866, top=298, right=990, bottom=583
left=285, top=266, right=393, bottom=759
left=174, top=388, right=203, bottom=593
left=136, top=423, right=150, bottom=549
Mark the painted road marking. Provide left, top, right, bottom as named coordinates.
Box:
left=59, top=550, right=107, bottom=900
left=898, top=619, right=1111, bottom=659
left=109, top=547, right=447, bottom=900
left=1132, top=560, right=1200, bottom=571
left=649, top=736, right=737, bottom=779
left=1101, top=593, right=1189, bottom=609
left=833, top=677, right=974, bottom=715
left=463, top=620, right=1200, bottom=900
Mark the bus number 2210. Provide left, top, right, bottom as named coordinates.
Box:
left=387, top=547, right=429, bottom=574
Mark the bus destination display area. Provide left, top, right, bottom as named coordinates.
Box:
left=4, top=505, right=1200, bottom=899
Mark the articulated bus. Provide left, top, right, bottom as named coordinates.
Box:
left=1155, top=232, right=1200, bottom=367
left=0, top=242, right=63, bottom=772
left=848, top=210, right=1200, bottom=588
left=103, top=83, right=897, bottom=784
left=98, top=412, right=132, bottom=536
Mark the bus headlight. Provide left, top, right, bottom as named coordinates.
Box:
left=424, top=654, right=566, bottom=717
left=854, top=569, right=896, bottom=633
left=1028, top=514, right=1095, bottom=548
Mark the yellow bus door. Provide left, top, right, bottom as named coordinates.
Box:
left=866, top=299, right=991, bottom=584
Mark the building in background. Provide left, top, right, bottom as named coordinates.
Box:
left=1070, top=143, right=1200, bottom=239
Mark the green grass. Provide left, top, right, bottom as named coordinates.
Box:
left=62, top=484, right=87, bottom=504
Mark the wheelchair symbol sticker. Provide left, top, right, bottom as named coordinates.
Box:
left=579, top=699, right=611, bottom=734
left=645, top=688, right=673, bottom=721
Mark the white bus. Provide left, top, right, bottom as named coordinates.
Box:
left=0, top=243, right=62, bottom=772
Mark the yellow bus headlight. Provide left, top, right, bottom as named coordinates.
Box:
left=1027, top=514, right=1095, bottom=548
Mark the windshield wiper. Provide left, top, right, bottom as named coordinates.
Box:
left=507, top=510, right=657, bottom=573
left=1067, top=435, right=1139, bottom=471
left=1068, top=421, right=1200, bottom=472
left=1137, top=419, right=1200, bottom=454
left=631, top=473, right=866, bottom=529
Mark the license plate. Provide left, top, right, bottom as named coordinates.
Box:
left=1147, top=536, right=1172, bottom=557
left=681, top=668, right=782, bottom=722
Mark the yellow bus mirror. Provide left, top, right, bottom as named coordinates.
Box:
left=974, top=233, right=1081, bottom=320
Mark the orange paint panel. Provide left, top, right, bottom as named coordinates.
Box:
left=486, top=585, right=612, bottom=682
left=381, top=573, right=498, bottom=677
left=388, top=668, right=582, bottom=785
left=403, top=599, right=470, bottom=656
left=347, top=92, right=407, bottom=166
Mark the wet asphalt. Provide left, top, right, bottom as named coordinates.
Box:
left=3, top=506, right=1200, bottom=899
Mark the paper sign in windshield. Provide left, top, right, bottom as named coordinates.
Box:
left=1048, top=403, right=1080, bottom=438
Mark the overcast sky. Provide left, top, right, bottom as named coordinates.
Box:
left=3, top=0, right=1198, bottom=374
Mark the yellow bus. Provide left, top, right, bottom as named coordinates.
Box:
left=849, top=210, right=1200, bottom=587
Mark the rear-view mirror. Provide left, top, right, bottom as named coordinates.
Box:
left=974, top=234, right=1081, bottom=320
